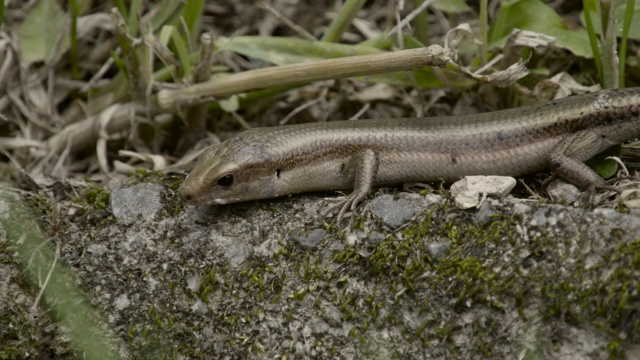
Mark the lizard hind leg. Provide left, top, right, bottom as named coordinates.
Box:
left=321, top=148, right=380, bottom=228
left=548, top=130, right=610, bottom=190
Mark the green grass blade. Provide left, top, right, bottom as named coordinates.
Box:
left=112, top=0, right=127, bottom=19
left=413, top=0, right=430, bottom=45
left=149, top=1, right=184, bottom=32
left=215, top=36, right=443, bottom=88
left=619, top=0, right=635, bottom=88
left=182, top=0, right=204, bottom=45
left=0, top=190, right=123, bottom=360
left=128, top=0, right=143, bottom=37
left=582, top=0, right=603, bottom=82
left=218, top=36, right=383, bottom=64
left=321, top=0, right=367, bottom=42
left=167, top=25, right=192, bottom=77
left=479, top=0, right=488, bottom=65
left=69, top=0, right=79, bottom=79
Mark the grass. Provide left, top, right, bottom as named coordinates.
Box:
left=1, top=0, right=640, bottom=358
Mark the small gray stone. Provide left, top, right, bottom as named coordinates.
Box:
left=531, top=207, right=556, bottom=227
left=191, top=300, right=209, bottom=314
left=320, top=304, right=343, bottom=327
left=427, top=240, right=452, bottom=260
left=402, top=310, right=430, bottom=331
left=87, top=244, right=107, bottom=255
left=547, top=180, right=581, bottom=204
left=370, top=194, right=417, bottom=229
left=187, top=274, right=201, bottom=293
left=224, top=242, right=253, bottom=267
left=113, top=293, right=130, bottom=310
left=423, top=193, right=444, bottom=206
left=209, top=231, right=253, bottom=267
left=308, top=319, right=331, bottom=335
left=288, top=228, right=328, bottom=248
left=450, top=176, right=517, bottom=209
left=512, top=201, right=532, bottom=214
left=365, top=231, right=386, bottom=244
left=110, top=184, right=164, bottom=224
left=475, top=199, right=499, bottom=224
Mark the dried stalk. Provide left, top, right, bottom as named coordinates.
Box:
left=157, top=45, right=453, bottom=110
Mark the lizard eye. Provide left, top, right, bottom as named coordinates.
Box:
left=217, top=174, right=234, bottom=187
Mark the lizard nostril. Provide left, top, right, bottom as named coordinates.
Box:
left=180, top=190, right=193, bottom=202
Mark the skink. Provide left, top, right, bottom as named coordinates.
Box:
left=179, top=88, right=640, bottom=222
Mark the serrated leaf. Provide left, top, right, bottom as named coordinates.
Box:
left=17, top=0, right=67, bottom=63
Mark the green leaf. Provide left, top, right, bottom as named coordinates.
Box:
left=149, top=1, right=185, bottom=32
left=432, top=0, right=472, bottom=13
left=581, top=0, right=640, bottom=39
left=112, top=0, right=127, bottom=20
left=322, top=0, right=367, bottom=42
left=128, top=0, right=143, bottom=38
left=160, top=25, right=192, bottom=77
left=216, top=36, right=444, bottom=88
left=489, top=0, right=591, bottom=58
left=17, top=0, right=67, bottom=63
left=217, top=36, right=383, bottom=65
left=183, top=0, right=204, bottom=44
left=586, top=145, right=622, bottom=179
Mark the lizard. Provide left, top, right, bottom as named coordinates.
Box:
left=179, top=88, right=640, bottom=224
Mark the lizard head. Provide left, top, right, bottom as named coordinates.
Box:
left=179, top=137, right=279, bottom=206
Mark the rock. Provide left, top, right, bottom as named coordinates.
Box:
left=288, top=228, right=328, bottom=248
left=110, top=184, right=164, bottom=224
left=450, top=176, right=517, bottom=209
left=547, top=180, right=581, bottom=204
left=369, top=194, right=418, bottom=228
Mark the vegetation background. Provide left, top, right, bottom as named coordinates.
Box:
left=0, top=0, right=639, bottom=359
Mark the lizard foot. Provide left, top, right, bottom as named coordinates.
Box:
left=320, top=191, right=368, bottom=229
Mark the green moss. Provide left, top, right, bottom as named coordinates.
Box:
left=311, top=198, right=557, bottom=356
left=0, top=293, right=50, bottom=359
left=539, top=235, right=640, bottom=359
left=123, top=168, right=184, bottom=195
left=83, top=185, right=111, bottom=210
left=163, top=174, right=185, bottom=192
left=67, top=184, right=115, bottom=228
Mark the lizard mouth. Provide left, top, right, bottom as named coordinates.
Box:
left=179, top=184, right=226, bottom=205
left=179, top=186, right=242, bottom=206
left=181, top=192, right=229, bottom=206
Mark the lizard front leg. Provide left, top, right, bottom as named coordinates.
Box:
left=322, top=148, right=379, bottom=227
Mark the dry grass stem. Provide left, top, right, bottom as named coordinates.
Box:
left=157, top=45, right=453, bottom=110
left=46, top=103, right=153, bottom=155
